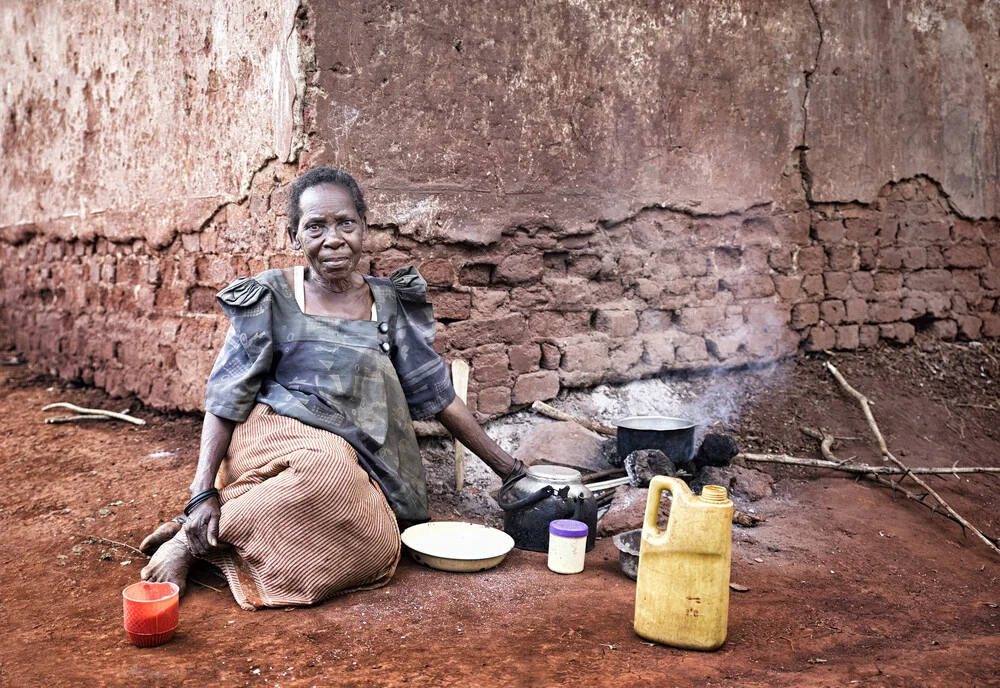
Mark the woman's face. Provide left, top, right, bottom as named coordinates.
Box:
left=289, top=183, right=366, bottom=284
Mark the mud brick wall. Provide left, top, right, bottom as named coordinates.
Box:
left=2, top=1, right=999, bottom=416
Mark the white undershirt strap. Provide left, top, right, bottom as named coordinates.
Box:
left=294, top=265, right=378, bottom=321
left=293, top=265, right=306, bottom=312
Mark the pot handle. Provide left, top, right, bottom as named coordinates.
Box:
left=498, top=473, right=556, bottom=512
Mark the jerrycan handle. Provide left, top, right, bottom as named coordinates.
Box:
left=644, top=475, right=693, bottom=536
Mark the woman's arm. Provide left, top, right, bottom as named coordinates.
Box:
left=184, top=412, right=237, bottom=556
left=435, top=397, right=517, bottom=480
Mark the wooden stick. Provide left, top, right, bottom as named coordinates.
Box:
left=825, top=362, right=1000, bottom=556
left=42, top=402, right=146, bottom=426
left=582, top=468, right=627, bottom=483
left=740, top=452, right=1000, bottom=476
left=793, top=428, right=982, bottom=537
left=530, top=401, right=617, bottom=436
left=45, top=415, right=113, bottom=424
left=84, top=536, right=146, bottom=557
left=451, top=360, right=470, bottom=494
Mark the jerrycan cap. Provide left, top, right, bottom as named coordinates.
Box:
left=700, top=485, right=729, bottom=503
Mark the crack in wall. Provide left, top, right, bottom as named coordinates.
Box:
left=799, top=0, right=824, bottom=204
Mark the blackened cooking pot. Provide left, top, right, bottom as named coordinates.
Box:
left=614, top=416, right=697, bottom=466
left=498, top=465, right=598, bottom=553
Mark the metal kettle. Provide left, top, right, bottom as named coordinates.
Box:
left=497, top=465, right=598, bottom=552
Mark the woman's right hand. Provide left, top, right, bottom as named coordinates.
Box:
left=183, top=497, right=221, bottom=557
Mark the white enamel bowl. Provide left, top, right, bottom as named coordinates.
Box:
left=400, top=521, right=515, bottom=572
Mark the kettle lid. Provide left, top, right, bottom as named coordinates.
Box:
left=525, top=464, right=582, bottom=484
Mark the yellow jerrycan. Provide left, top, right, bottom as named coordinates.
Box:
left=634, top=475, right=733, bottom=650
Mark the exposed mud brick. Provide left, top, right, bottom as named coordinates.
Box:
left=873, top=273, right=903, bottom=292
left=879, top=322, right=915, bottom=344
left=180, top=233, right=200, bottom=253
left=857, top=324, right=879, bottom=348
left=447, top=314, right=525, bottom=349
left=458, top=263, right=493, bottom=286
left=835, top=325, right=860, bottom=350
left=869, top=299, right=902, bottom=323
left=188, top=287, right=218, bottom=314
left=427, top=290, right=472, bottom=321
left=595, top=310, right=638, bottom=338
left=714, top=246, right=743, bottom=271
left=561, top=339, right=610, bottom=372
left=539, top=342, right=561, bottom=370
left=955, top=315, right=983, bottom=340
left=493, top=254, right=543, bottom=285
left=679, top=252, right=710, bottom=278
left=845, top=218, right=879, bottom=242
left=804, top=324, right=836, bottom=351
left=901, top=247, right=927, bottom=270
left=843, top=298, right=867, bottom=323
left=982, top=269, right=1000, bottom=291
left=877, top=248, right=903, bottom=270
left=418, top=259, right=455, bottom=286
left=512, top=370, right=560, bottom=405
left=945, top=245, right=989, bottom=269
left=925, top=294, right=952, bottom=318
left=924, top=246, right=945, bottom=269
left=508, top=344, right=541, bottom=375
left=952, top=270, right=981, bottom=295
left=820, top=300, right=846, bottom=325
left=640, top=332, right=677, bottom=368
left=950, top=219, right=978, bottom=242
left=528, top=311, right=590, bottom=339
left=768, top=247, right=793, bottom=273
left=634, top=278, right=662, bottom=301
left=476, top=386, right=512, bottom=415
left=898, top=220, right=950, bottom=244
left=471, top=289, right=510, bottom=318
left=773, top=275, right=803, bottom=301
left=677, top=305, right=725, bottom=335
left=823, top=272, right=850, bottom=299
left=905, top=269, right=953, bottom=292
left=722, top=275, right=775, bottom=299
left=567, top=255, right=602, bottom=279
left=792, top=303, right=820, bottom=329
left=814, top=220, right=846, bottom=243
left=982, top=314, right=1000, bottom=337
left=858, top=246, right=877, bottom=270
left=675, top=337, right=708, bottom=363
left=900, top=296, right=928, bottom=321
left=797, top=246, right=826, bottom=274
left=471, top=351, right=510, bottom=386
left=928, top=319, right=958, bottom=340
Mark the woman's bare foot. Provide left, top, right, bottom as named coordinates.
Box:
left=140, top=533, right=194, bottom=596
left=139, top=520, right=183, bottom=556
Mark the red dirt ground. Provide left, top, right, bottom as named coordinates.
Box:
left=1, top=336, right=998, bottom=687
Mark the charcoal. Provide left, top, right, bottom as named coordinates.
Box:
left=624, top=448, right=675, bottom=487
left=693, top=433, right=740, bottom=470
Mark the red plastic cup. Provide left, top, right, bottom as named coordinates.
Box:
left=122, top=581, right=179, bottom=647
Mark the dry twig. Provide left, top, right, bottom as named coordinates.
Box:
left=740, top=451, right=1000, bottom=476
left=825, top=362, right=1000, bottom=556
left=84, top=536, right=146, bottom=557
left=531, top=401, right=617, bottom=436
left=42, top=402, right=145, bottom=426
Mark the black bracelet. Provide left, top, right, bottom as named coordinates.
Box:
left=184, top=487, right=220, bottom=516
left=504, top=459, right=526, bottom=483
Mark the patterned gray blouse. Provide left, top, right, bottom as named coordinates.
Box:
left=204, top=266, right=455, bottom=523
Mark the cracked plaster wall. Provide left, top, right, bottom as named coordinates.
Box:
left=1, top=0, right=999, bottom=415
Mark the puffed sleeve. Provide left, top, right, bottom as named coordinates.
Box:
left=203, top=277, right=274, bottom=422
left=389, top=266, right=456, bottom=420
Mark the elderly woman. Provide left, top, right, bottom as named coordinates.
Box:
left=140, top=167, right=520, bottom=610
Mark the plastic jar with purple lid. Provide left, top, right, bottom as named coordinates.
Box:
left=547, top=519, right=589, bottom=574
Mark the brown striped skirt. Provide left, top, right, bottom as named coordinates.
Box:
left=205, top=404, right=401, bottom=611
